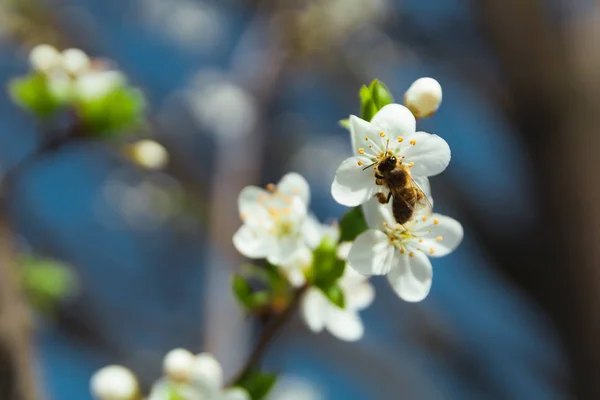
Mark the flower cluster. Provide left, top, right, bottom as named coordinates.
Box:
left=91, top=350, right=249, bottom=400
left=233, top=172, right=375, bottom=342
left=9, top=44, right=145, bottom=135
left=333, top=78, right=463, bottom=302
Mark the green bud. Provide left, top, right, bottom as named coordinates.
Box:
left=9, top=73, right=60, bottom=117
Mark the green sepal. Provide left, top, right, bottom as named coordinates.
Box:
left=358, top=79, right=394, bottom=121
left=339, top=206, right=368, bottom=242
left=321, top=284, right=345, bottom=309
left=312, top=237, right=345, bottom=290
left=338, top=118, right=350, bottom=129
left=20, top=255, right=75, bottom=314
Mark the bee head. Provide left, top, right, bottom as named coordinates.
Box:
left=378, top=155, right=397, bottom=173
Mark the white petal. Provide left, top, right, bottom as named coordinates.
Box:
left=401, top=131, right=450, bottom=177
left=413, top=213, right=463, bottom=257
left=362, top=197, right=395, bottom=230
left=371, top=104, right=416, bottom=138
left=345, top=281, right=375, bottom=310
left=268, top=236, right=306, bottom=265
left=347, top=230, right=394, bottom=276
left=336, top=241, right=352, bottom=260
left=238, top=186, right=270, bottom=221
left=301, top=213, right=324, bottom=249
left=331, top=157, right=378, bottom=206
left=192, top=353, right=223, bottom=390
left=278, top=172, right=310, bottom=206
left=280, top=247, right=312, bottom=287
left=404, top=77, right=443, bottom=118
left=91, top=365, right=139, bottom=400
left=301, top=288, right=328, bottom=332
left=349, top=115, right=381, bottom=156
left=325, top=308, right=364, bottom=341
left=223, top=388, right=251, bottom=400
left=233, top=225, right=270, bottom=259
left=61, top=48, right=91, bottom=75
left=387, top=251, right=432, bottom=302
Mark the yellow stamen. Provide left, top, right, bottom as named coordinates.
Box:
left=433, top=219, right=439, bottom=225
left=408, top=162, right=414, bottom=168
left=436, top=236, right=443, bottom=242
left=410, top=139, right=416, bottom=145
left=409, top=251, right=415, bottom=258
left=429, top=248, right=435, bottom=255
left=358, top=148, right=365, bottom=154
left=357, top=161, right=364, bottom=166
left=380, top=131, right=386, bottom=137
left=365, top=136, right=369, bottom=141
left=400, top=248, right=405, bottom=254
left=422, top=216, right=428, bottom=222
left=266, top=183, right=276, bottom=192
left=419, top=239, right=423, bottom=243
left=397, top=136, right=404, bottom=143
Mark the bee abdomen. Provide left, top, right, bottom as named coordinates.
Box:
left=392, top=195, right=415, bottom=225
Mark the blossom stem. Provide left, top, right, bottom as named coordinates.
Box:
left=229, top=284, right=308, bottom=384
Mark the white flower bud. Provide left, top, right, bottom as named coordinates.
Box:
left=62, top=48, right=91, bottom=75
left=129, top=140, right=169, bottom=170
left=404, top=77, right=442, bottom=118
left=29, top=44, right=62, bottom=73
left=74, top=70, right=125, bottom=101
left=163, top=348, right=195, bottom=382
left=90, top=365, right=139, bottom=400
left=46, top=70, right=73, bottom=103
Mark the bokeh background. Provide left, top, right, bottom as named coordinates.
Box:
left=3, top=0, right=600, bottom=398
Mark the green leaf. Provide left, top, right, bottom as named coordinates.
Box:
left=167, top=385, right=186, bottom=400
left=20, top=256, right=75, bottom=313
left=338, top=118, right=350, bottom=129
left=368, top=79, right=394, bottom=110
left=312, top=237, right=345, bottom=290
left=236, top=370, right=278, bottom=400
left=232, top=274, right=254, bottom=309
left=322, top=284, right=345, bottom=309
left=9, top=73, right=60, bottom=117
left=339, top=206, right=368, bottom=242
left=76, top=87, right=145, bottom=136
left=358, top=79, right=394, bottom=121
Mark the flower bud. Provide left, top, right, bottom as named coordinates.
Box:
left=29, top=44, right=62, bottom=73
left=163, top=348, right=195, bottom=382
left=90, top=365, right=139, bottom=400
left=62, top=48, right=91, bottom=75
left=128, top=140, right=169, bottom=170
left=404, top=77, right=442, bottom=118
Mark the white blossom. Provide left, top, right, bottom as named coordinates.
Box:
left=61, top=48, right=91, bottom=75
left=347, top=198, right=462, bottom=302
left=149, top=353, right=249, bottom=400
left=404, top=77, right=443, bottom=119
left=300, top=266, right=374, bottom=341
left=128, top=140, right=169, bottom=170
left=331, top=103, right=449, bottom=207
left=29, top=44, right=62, bottom=73
left=163, top=348, right=195, bottom=382
left=74, top=70, right=126, bottom=101
left=90, top=365, right=139, bottom=400
left=233, top=173, right=310, bottom=265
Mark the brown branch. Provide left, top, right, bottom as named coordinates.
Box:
left=229, top=285, right=308, bottom=385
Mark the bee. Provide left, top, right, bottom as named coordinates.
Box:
left=365, top=154, right=431, bottom=225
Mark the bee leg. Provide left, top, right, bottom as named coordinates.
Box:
left=375, top=173, right=384, bottom=179
left=375, top=192, right=392, bottom=204
left=375, top=178, right=384, bottom=186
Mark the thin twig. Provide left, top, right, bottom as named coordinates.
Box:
left=229, top=284, right=308, bottom=385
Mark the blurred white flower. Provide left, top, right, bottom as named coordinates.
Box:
left=149, top=353, right=249, bottom=400
left=300, top=266, right=374, bottom=341
left=74, top=70, right=125, bottom=101
left=233, top=173, right=310, bottom=265
left=347, top=198, right=463, bottom=302
left=90, top=365, right=139, bottom=400
left=29, top=44, right=62, bottom=73
left=61, top=48, right=91, bottom=75
left=267, top=375, right=324, bottom=400
left=404, top=77, right=443, bottom=119
left=331, top=104, right=450, bottom=207
left=127, top=139, right=169, bottom=170
left=164, top=348, right=195, bottom=383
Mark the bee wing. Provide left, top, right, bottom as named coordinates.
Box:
left=408, top=175, right=434, bottom=212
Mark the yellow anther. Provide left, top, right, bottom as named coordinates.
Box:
left=397, top=136, right=404, bottom=143
left=281, top=207, right=291, bottom=213
left=266, top=183, right=276, bottom=192
left=358, top=148, right=365, bottom=154
left=369, top=145, right=373, bottom=149
left=436, top=236, right=443, bottom=242
left=419, top=239, right=423, bottom=243
left=380, top=131, right=386, bottom=137
left=400, top=248, right=405, bottom=254
left=428, top=229, right=432, bottom=233
left=357, top=161, right=364, bottom=166
left=410, top=139, right=416, bottom=145
left=241, top=212, right=248, bottom=220
left=422, top=216, right=428, bottom=222
left=409, top=251, right=415, bottom=258
left=429, top=248, right=435, bottom=255
left=365, top=136, right=369, bottom=141
left=383, top=221, right=388, bottom=227
left=268, top=208, right=278, bottom=216
left=433, top=219, right=439, bottom=225
left=408, top=162, right=414, bottom=168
